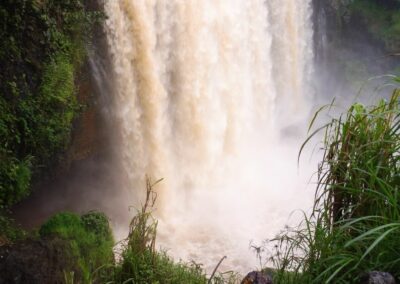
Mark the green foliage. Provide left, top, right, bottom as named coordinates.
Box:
left=34, top=52, right=78, bottom=165
left=40, top=211, right=114, bottom=283
left=40, top=212, right=82, bottom=239
left=0, top=212, right=26, bottom=242
left=81, top=211, right=114, bottom=243
left=0, top=0, right=103, bottom=207
left=100, top=178, right=209, bottom=284
left=267, top=87, right=400, bottom=283
left=0, top=155, right=32, bottom=207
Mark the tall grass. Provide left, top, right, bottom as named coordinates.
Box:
left=267, top=86, right=400, bottom=283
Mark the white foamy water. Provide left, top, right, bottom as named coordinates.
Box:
left=103, top=0, right=315, bottom=273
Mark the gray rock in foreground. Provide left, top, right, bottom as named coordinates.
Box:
left=241, top=271, right=273, bottom=284
left=360, top=271, right=396, bottom=284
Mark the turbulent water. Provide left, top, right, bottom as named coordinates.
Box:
left=104, top=0, right=315, bottom=273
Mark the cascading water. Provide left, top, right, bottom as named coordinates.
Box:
left=104, top=0, right=315, bottom=272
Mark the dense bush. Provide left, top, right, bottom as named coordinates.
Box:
left=0, top=213, right=26, bottom=243
left=40, top=211, right=114, bottom=283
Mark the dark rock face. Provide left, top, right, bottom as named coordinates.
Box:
left=11, top=0, right=121, bottom=231
left=360, top=271, right=396, bottom=284
left=68, top=0, right=114, bottom=166
left=241, top=271, right=273, bottom=284
left=0, top=238, right=80, bottom=284
left=312, top=0, right=400, bottom=102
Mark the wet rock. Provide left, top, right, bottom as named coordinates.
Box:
left=0, top=236, right=9, bottom=247
left=241, top=271, right=273, bottom=284
left=360, top=271, right=396, bottom=284
left=0, top=237, right=81, bottom=284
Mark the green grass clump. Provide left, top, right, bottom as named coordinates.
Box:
left=267, top=85, right=400, bottom=283
left=40, top=211, right=114, bottom=283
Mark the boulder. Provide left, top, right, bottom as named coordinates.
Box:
left=0, top=237, right=81, bottom=284
left=241, top=271, right=273, bottom=284
left=360, top=271, right=396, bottom=284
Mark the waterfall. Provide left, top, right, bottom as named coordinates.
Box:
left=104, top=0, right=314, bottom=272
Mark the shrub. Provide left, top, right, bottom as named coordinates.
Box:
left=40, top=211, right=114, bottom=283
left=0, top=155, right=32, bottom=207
left=0, top=213, right=26, bottom=242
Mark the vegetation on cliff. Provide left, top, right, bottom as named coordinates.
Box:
left=348, top=0, right=400, bottom=52
left=317, top=0, right=399, bottom=92
left=0, top=211, right=114, bottom=284
left=0, top=0, right=102, bottom=210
